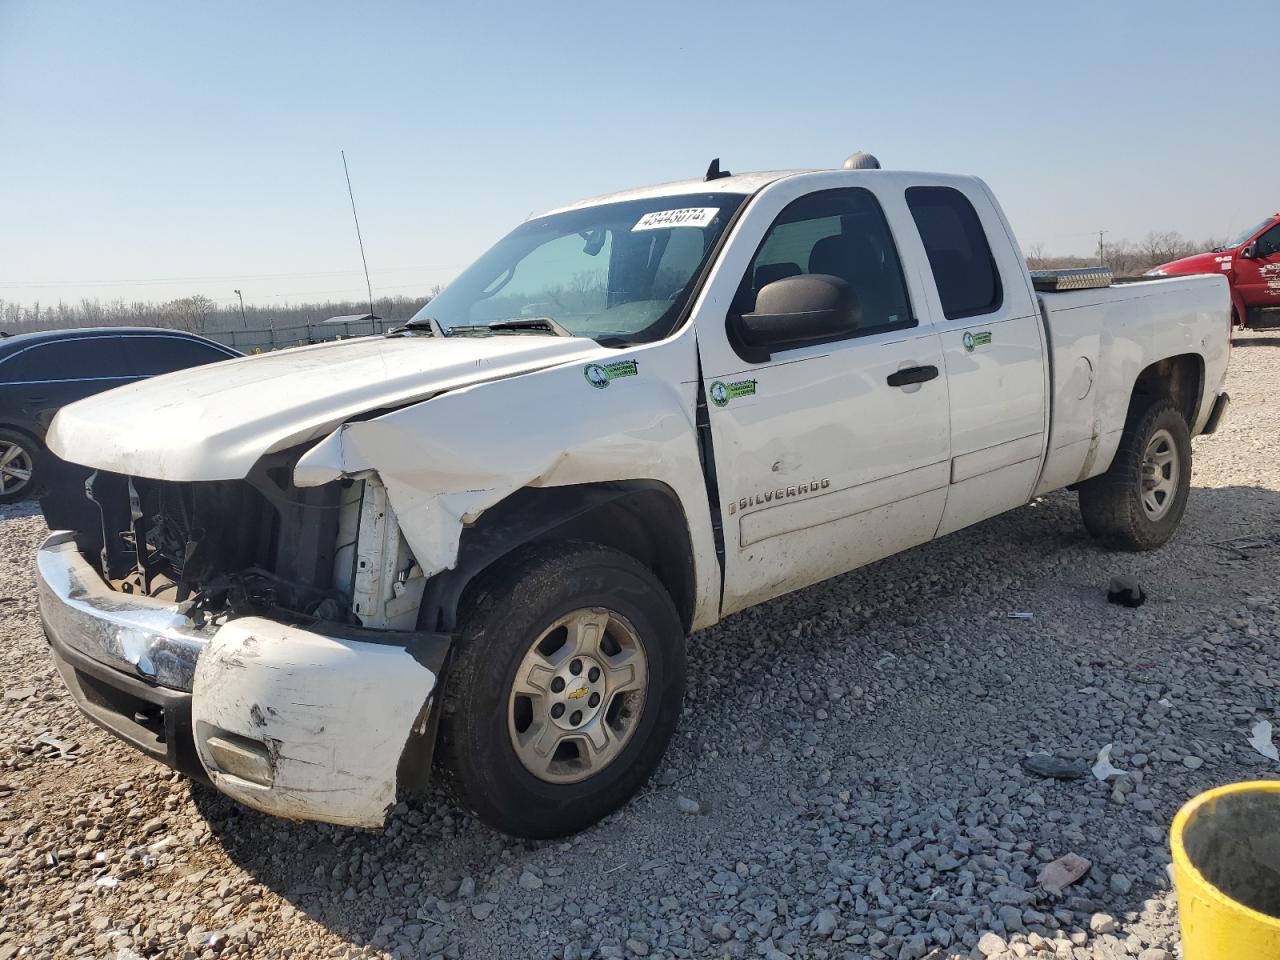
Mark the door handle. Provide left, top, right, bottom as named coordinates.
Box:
left=886, top=365, right=939, bottom=388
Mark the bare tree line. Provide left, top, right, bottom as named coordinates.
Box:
left=0, top=293, right=435, bottom=336
left=0, top=230, right=1226, bottom=337
left=1026, top=231, right=1226, bottom=277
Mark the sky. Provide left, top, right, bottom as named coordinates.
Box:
left=1, top=0, right=1276, bottom=309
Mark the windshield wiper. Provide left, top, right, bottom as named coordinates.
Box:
left=393, top=316, right=445, bottom=337
left=443, top=317, right=575, bottom=338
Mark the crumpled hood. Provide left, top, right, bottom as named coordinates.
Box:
left=47, top=334, right=605, bottom=481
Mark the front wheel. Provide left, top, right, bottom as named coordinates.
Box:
left=436, top=542, right=686, bottom=838
left=1078, top=400, right=1191, bottom=551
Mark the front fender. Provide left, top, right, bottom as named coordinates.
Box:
left=294, top=329, right=721, bottom=630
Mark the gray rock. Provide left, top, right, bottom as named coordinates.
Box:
left=997, top=905, right=1023, bottom=933
left=1090, top=913, right=1117, bottom=934
left=989, top=885, right=1034, bottom=906
left=814, top=909, right=837, bottom=937
left=518, top=871, right=543, bottom=891
left=976, top=932, right=1008, bottom=957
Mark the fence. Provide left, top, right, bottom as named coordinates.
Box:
left=205, top=317, right=399, bottom=352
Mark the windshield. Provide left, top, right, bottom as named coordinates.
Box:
left=410, top=192, right=747, bottom=344
left=1226, top=217, right=1274, bottom=249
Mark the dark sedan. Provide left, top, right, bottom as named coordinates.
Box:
left=0, top=327, right=240, bottom=502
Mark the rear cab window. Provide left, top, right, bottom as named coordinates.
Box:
left=905, top=186, right=1002, bottom=319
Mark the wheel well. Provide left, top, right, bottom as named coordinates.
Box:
left=1128, top=354, right=1203, bottom=427
left=421, top=481, right=698, bottom=635
left=0, top=423, right=44, bottom=447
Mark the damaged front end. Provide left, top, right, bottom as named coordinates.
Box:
left=38, top=452, right=450, bottom=828
left=46, top=450, right=354, bottom=630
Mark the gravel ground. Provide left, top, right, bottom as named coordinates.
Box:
left=3, top=333, right=1279, bottom=960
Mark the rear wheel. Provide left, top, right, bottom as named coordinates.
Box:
left=0, top=429, right=38, bottom=504
left=1078, top=400, right=1191, bottom=551
left=437, top=542, right=686, bottom=838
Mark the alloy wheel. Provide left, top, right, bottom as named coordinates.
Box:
left=507, top=607, right=648, bottom=784
left=1139, top=428, right=1179, bottom=520
left=0, top=441, right=33, bottom=498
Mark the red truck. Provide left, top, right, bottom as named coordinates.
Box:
left=1147, top=214, right=1280, bottom=328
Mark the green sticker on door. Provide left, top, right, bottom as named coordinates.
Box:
left=708, top=379, right=757, bottom=407
left=962, top=330, right=992, bottom=352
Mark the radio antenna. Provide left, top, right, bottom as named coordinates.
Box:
left=341, top=150, right=375, bottom=318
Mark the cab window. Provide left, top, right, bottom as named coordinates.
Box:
left=1254, top=224, right=1280, bottom=258
left=733, top=188, right=914, bottom=343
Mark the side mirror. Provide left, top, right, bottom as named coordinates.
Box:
left=735, top=274, right=861, bottom=360
left=1239, top=243, right=1256, bottom=260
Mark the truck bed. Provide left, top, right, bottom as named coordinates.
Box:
left=1034, top=273, right=1231, bottom=496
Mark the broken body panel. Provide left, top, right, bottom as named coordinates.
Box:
left=38, top=167, right=1231, bottom=828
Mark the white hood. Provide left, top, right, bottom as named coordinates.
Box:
left=47, top=334, right=605, bottom=481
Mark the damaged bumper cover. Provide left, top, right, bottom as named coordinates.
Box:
left=38, top=532, right=450, bottom=828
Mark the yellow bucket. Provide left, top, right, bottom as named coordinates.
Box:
left=1171, top=781, right=1280, bottom=959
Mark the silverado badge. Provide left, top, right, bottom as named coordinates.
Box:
left=727, top=478, right=831, bottom=515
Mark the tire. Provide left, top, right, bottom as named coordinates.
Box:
left=436, top=541, right=686, bottom=838
left=1078, top=400, right=1191, bottom=551
left=0, top=428, right=40, bottom=504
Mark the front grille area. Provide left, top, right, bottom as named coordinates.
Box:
left=41, top=450, right=348, bottom=622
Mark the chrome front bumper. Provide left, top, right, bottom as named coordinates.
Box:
left=38, top=532, right=211, bottom=691
left=38, top=533, right=451, bottom=828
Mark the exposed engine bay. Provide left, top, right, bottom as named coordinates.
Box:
left=39, top=450, right=425, bottom=631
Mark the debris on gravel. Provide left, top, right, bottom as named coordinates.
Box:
left=1092, top=742, right=1126, bottom=781
left=1248, top=719, right=1279, bottom=762
left=1107, top=575, right=1147, bottom=608
left=1, top=332, right=1278, bottom=958
left=1021, top=754, right=1088, bottom=780
left=1039, top=853, right=1092, bottom=894
left=675, top=795, right=701, bottom=815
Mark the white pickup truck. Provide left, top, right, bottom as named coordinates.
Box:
left=38, top=158, right=1231, bottom=838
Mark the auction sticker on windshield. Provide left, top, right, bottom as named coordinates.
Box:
left=632, top=208, right=719, bottom=231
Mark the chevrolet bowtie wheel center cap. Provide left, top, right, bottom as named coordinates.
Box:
left=548, top=656, right=606, bottom=731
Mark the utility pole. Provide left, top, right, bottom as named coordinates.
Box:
left=1097, top=230, right=1109, bottom=267
left=233, top=289, right=248, bottom=328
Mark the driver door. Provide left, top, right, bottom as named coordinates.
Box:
left=1235, top=222, right=1280, bottom=308
left=696, top=179, right=951, bottom=616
